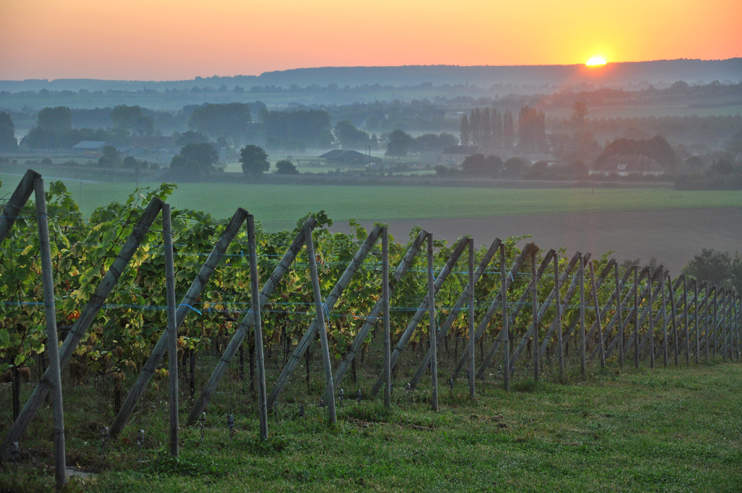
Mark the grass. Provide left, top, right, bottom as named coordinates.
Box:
left=1, top=355, right=741, bottom=492
left=3, top=172, right=742, bottom=231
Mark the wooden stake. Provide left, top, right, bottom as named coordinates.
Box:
left=162, top=204, right=179, bottom=457
left=1, top=198, right=163, bottom=460
left=427, top=235, right=439, bottom=411
left=112, top=208, right=248, bottom=438
left=468, top=238, right=475, bottom=399
left=247, top=215, right=269, bottom=440
left=189, top=217, right=317, bottom=424
left=648, top=268, right=655, bottom=368
left=634, top=267, right=639, bottom=369
left=662, top=272, right=668, bottom=367
left=704, top=282, right=710, bottom=362
left=555, top=253, right=563, bottom=377
left=694, top=280, right=699, bottom=364
left=408, top=239, right=501, bottom=391
left=615, top=263, right=624, bottom=369
left=304, top=223, right=336, bottom=425
left=532, top=249, right=539, bottom=381
left=580, top=255, right=586, bottom=375
left=589, top=260, right=606, bottom=368
left=0, top=169, right=40, bottom=245
left=501, top=243, right=510, bottom=391
left=684, top=277, right=690, bottom=365
left=383, top=227, right=391, bottom=409
left=34, top=179, right=66, bottom=490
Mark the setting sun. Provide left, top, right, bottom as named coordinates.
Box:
left=586, top=57, right=607, bottom=66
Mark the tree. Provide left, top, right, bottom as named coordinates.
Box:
left=503, top=157, right=528, bottom=177
left=111, top=105, right=153, bottom=136
left=335, top=120, right=369, bottom=150
left=385, top=129, right=413, bottom=156
left=98, top=145, right=121, bottom=168
left=37, top=106, right=72, bottom=133
left=262, top=109, right=332, bottom=148
left=0, top=112, right=18, bottom=151
left=683, top=249, right=731, bottom=286
left=240, top=145, right=269, bottom=176
left=188, top=103, right=251, bottom=144
left=460, top=114, right=470, bottom=146
left=572, top=102, right=588, bottom=126
left=275, top=160, right=299, bottom=175
left=175, top=130, right=209, bottom=146
left=171, top=143, right=219, bottom=171
left=462, top=154, right=503, bottom=176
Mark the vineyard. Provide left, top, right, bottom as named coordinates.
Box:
left=0, top=169, right=740, bottom=491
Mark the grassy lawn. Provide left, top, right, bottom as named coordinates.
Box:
left=2, top=172, right=742, bottom=231
left=1, top=360, right=741, bottom=492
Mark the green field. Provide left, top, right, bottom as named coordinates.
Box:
left=2, top=362, right=741, bottom=492
left=3, top=172, right=742, bottom=231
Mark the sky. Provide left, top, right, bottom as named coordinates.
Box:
left=1, top=0, right=740, bottom=81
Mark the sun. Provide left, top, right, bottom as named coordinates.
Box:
left=586, top=57, right=607, bottom=66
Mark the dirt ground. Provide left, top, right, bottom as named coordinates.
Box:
left=332, top=207, right=742, bottom=276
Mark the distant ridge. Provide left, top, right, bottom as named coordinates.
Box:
left=1, top=58, right=740, bottom=92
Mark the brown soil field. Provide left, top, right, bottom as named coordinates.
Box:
left=333, top=207, right=742, bottom=275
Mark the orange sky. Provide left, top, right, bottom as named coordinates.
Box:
left=1, top=0, right=740, bottom=80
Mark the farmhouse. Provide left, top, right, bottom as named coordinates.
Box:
left=591, top=154, right=665, bottom=177
left=440, top=145, right=478, bottom=166
left=72, top=141, right=107, bottom=157
left=319, top=149, right=380, bottom=166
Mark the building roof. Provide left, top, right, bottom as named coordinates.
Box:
left=595, top=154, right=664, bottom=173
left=442, top=145, right=479, bottom=155
left=319, top=149, right=368, bottom=159
left=72, top=141, right=107, bottom=149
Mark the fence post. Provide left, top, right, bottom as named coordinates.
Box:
left=468, top=238, right=475, bottom=399
left=501, top=243, right=509, bottom=391
left=247, top=215, right=268, bottom=440
left=580, top=255, right=586, bottom=376
left=615, top=263, right=624, bottom=369
left=589, top=260, right=606, bottom=369
left=1, top=197, right=163, bottom=461
left=34, top=178, right=66, bottom=491
left=662, top=271, right=668, bottom=367
left=694, top=280, right=699, bottom=364
left=305, top=224, right=336, bottom=425
left=162, top=204, right=179, bottom=457
left=532, top=249, right=539, bottom=381
left=634, top=267, right=640, bottom=369
left=427, top=234, right=439, bottom=411
left=383, top=227, right=391, bottom=409
left=648, top=268, right=655, bottom=369
left=704, top=282, right=710, bottom=362
left=554, top=253, right=563, bottom=377
left=0, top=169, right=40, bottom=245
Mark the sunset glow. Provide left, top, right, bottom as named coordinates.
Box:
left=0, top=0, right=740, bottom=80
left=586, top=57, right=607, bottom=66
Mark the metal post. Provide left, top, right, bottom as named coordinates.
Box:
left=428, top=235, right=438, bottom=411
left=468, top=238, right=475, bottom=399
left=382, top=227, right=391, bottom=409
left=248, top=215, right=268, bottom=439
left=501, top=244, right=509, bottom=391
left=163, top=204, right=178, bottom=457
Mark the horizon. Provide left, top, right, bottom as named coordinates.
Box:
left=2, top=0, right=740, bottom=81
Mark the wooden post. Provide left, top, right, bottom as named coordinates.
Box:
left=370, top=236, right=467, bottom=397
left=247, top=215, right=269, bottom=440
left=580, top=255, right=586, bottom=376
left=382, top=227, right=391, bottom=409
left=704, top=282, right=710, bottom=362
left=532, top=249, right=539, bottom=381
left=189, top=217, right=317, bottom=424
left=0, top=169, right=40, bottom=245
left=305, top=224, right=336, bottom=425
left=501, top=243, right=510, bottom=391
left=662, top=271, right=668, bottom=367
left=647, top=268, right=654, bottom=368
left=555, top=253, right=563, bottom=377
left=427, top=235, right=439, bottom=410
left=589, top=260, right=606, bottom=368
left=34, top=178, right=66, bottom=490
left=694, top=280, right=699, bottom=364
left=468, top=238, right=475, bottom=399
left=723, top=290, right=729, bottom=360
left=713, top=286, right=718, bottom=359
left=670, top=277, right=679, bottom=366
left=634, top=267, right=639, bottom=369
left=1, top=197, right=163, bottom=460
left=615, top=263, right=624, bottom=369
left=408, top=239, right=501, bottom=391
left=162, top=204, right=179, bottom=457
left=330, top=230, right=426, bottom=395
left=683, top=277, right=690, bottom=365
left=111, top=209, right=248, bottom=438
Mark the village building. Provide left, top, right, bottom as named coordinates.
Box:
left=591, top=154, right=665, bottom=177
